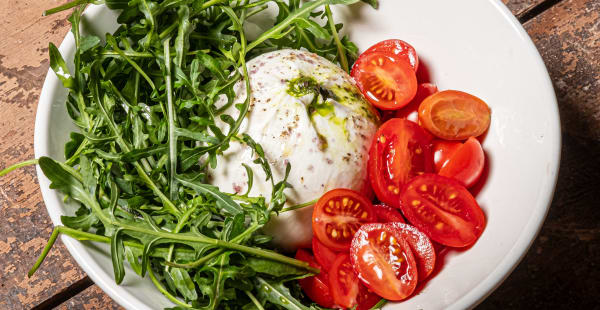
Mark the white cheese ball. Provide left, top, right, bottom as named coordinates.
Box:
left=210, top=49, right=379, bottom=250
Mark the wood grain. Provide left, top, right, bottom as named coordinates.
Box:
left=0, top=0, right=87, bottom=308
left=57, top=285, right=122, bottom=310
left=502, top=0, right=546, bottom=18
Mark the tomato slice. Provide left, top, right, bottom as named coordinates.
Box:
left=439, top=137, right=485, bottom=188
left=328, top=254, right=360, bottom=308
left=364, top=39, right=419, bottom=71
left=399, top=174, right=486, bottom=247
left=312, top=237, right=338, bottom=271
left=295, top=249, right=335, bottom=308
left=418, top=90, right=491, bottom=140
left=312, top=189, right=377, bottom=251
left=350, top=223, right=418, bottom=301
left=368, top=119, right=433, bottom=208
left=356, top=284, right=382, bottom=310
left=432, top=140, right=462, bottom=172
left=396, top=83, right=438, bottom=123
left=351, top=51, right=418, bottom=110
left=373, top=204, right=405, bottom=223
left=385, top=222, right=436, bottom=280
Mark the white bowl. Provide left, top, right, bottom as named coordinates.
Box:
left=34, top=1, right=560, bottom=309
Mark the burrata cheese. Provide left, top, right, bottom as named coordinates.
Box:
left=210, top=49, right=379, bottom=250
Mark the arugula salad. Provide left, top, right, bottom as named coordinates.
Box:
left=0, top=0, right=385, bottom=309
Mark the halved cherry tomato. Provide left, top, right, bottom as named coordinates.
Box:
left=373, top=204, right=405, bottom=223
left=356, top=284, right=382, bottom=310
left=396, top=83, right=438, bottom=123
left=364, top=39, right=419, bottom=71
left=439, top=137, right=485, bottom=188
left=386, top=222, right=436, bottom=280
left=399, top=174, right=486, bottom=247
left=312, top=237, right=338, bottom=271
left=312, top=189, right=377, bottom=251
left=295, top=249, right=335, bottom=308
left=350, top=223, right=418, bottom=301
left=432, top=140, right=462, bottom=172
left=368, top=119, right=433, bottom=208
left=418, top=90, right=491, bottom=140
left=351, top=51, right=418, bottom=110
left=329, top=254, right=360, bottom=308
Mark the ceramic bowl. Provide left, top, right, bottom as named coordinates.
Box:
left=34, top=0, right=560, bottom=309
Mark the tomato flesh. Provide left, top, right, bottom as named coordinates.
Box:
left=352, top=51, right=418, bottom=110
left=399, top=174, right=486, bottom=247
left=329, top=254, right=360, bottom=308
left=350, top=223, right=418, bottom=301
left=368, top=119, right=433, bottom=208
left=385, top=222, right=436, bottom=280
left=295, top=249, right=335, bottom=308
left=356, top=284, right=382, bottom=310
left=432, top=140, right=462, bottom=172
left=418, top=90, right=491, bottom=140
left=373, top=204, right=405, bottom=223
left=439, top=137, right=485, bottom=188
left=312, top=189, right=377, bottom=251
left=364, top=39, right=419, bottom=71
left=312, top=237, right=338, bottom=271
left=396, top=83, right=438, bottom=123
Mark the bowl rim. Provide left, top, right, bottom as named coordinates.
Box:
left=33, top=1, right=561, bottom=309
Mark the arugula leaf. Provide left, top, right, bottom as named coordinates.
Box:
left=255, top=277, right=310, bottom=310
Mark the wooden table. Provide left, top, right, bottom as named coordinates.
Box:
left=1, top=0, right=598, bottom=308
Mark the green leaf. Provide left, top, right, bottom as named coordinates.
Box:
left=64, top=132, right=84, bottom=159
left=246, top=257, right=307, bottom=277
left=49, top=43, right=75, bottom=89
left=111, top=228, right=126, bottom=284
left=196, top=52, right=226, bottom=81
left=169, top=267, right=198, bottom=301
left=60, top=212, right=98, bottom=231
left=360, top=0, right=378, bottom=9
left=255, top=277, right=310, bottom=310
left=80, top=35, right=101, bottom=53
left=294, top=18, right=329, bottom=39
left=176, top=176, right=242, bottom=215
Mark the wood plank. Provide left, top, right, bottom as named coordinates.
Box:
left=524, top=0, right=600, bottom=140
left=56, top=285, right=123, bottom=310
left=480, top=0, right=600, bottom=308
left=0, top=0, right=89, bottom=308
left=502, top=0, right=546, bottom=17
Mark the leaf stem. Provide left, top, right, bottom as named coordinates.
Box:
left=164, top=40, right=178, bottom=202
left=325, top=4, right=348, bottom=72
left=42, top=0, right=95, bottom=16
left=246, top=290, right=265, bottom=310
left=147, top=262, right=193, bottom=308
left=280, top=198, right=317, bottom=212
left=0, top=159, right=38, bottom=177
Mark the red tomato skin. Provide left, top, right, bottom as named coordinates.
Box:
left=385, top=222, right=436, bottom=280
left=350, top=223, right=419, bottom=301
left=373, top=204, right=405, bottom=223
left=432, top=140, right=462, bottom=172
left=356, top=285, right=382, bottom=310
left=364, top=39, right=419, bottom=71
left=351, top=52, right=418, bottom=110
left=368, top=119, right=434, bottom=208
left=439, top=137, right=485, bottom=188
left=312, top=238, right=338, bottom=272
left=312, top=189, right=377, bottom=251
left=295, top=249, right=336, bottom=308
left=399, top=174, right=486, bottom=247
left=328, top=254, right=360, bottom=308
left=396, top=83, right=438, bottom=123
